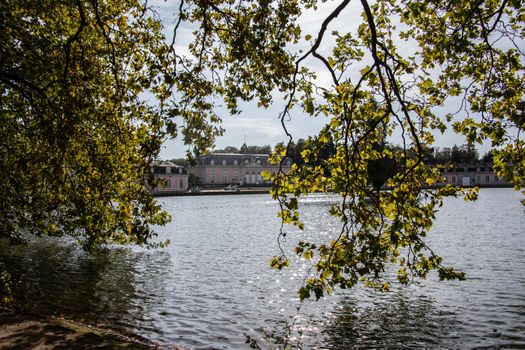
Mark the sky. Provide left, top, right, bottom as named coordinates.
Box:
left=151, top=0, right=488, bottom=159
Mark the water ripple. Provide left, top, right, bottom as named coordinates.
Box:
left=0, top=189, right=524, bottom=349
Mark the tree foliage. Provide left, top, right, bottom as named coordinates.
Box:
left=423, top=144, right=481, bottom=164
left=215, top=144, right=272, bottom=154
left=450, top=144, right=480, bottom=164
left=173, top=0, right=525, bottom=298
left=214, top=145, right=240, bottom=153
left=1, top=0, right=224, bottom=250
left=0, top=0, right=177, bottom=250
left=0, top=0, right=167, bottom=249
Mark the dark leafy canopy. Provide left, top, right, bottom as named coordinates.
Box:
left=174, top=0, right=525, bottom=298
left=0, top=0, right=176, bottom=250
left=1, top=0, right=231, bottom=251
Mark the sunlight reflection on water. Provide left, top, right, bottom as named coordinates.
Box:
left=1, top=189, right=524, bottom=349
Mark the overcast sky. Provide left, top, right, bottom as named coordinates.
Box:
left=152, top=0, right=484, bottom=159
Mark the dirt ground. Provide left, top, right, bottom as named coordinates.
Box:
left=0, top=307, right=173, bottom=350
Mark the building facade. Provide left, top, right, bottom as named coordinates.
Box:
left=439, top=163, right=510, bottom=187
left=189, top=153, right=292, bottom=186
left=151, top=160, right=188, bottom=193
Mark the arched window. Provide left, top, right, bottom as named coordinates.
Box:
left=210, top=159, right=215, bottom=166
left=222, top=159, right=227, bottom=166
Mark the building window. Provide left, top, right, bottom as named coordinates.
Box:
left=211, top=171, right=216, bottom=184
left=180, top=179, right=183, bottom=188
left=222, top=172, right=227, bottom=184
left=233, top=172, right=239, bottom=182
left=451, top=176, right=456, bottom=184
left=486, top=175, right=490, bottom=182
left=166, top=179, right=171, bottom=188
left=476, top=175, right=481, bottom=183
left=210, top=159, right=215, bottom=166
left=495, top=176, right=498, bottom=182
left=234, top=160, right=238, bottom=165
left=222, top=160, right=227, bottom=166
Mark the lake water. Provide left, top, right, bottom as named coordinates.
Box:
left=1, top=188, right=524, bottom=349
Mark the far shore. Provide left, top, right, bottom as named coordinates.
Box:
left=153, top=187, right=271, bottom=197
left=153, top=183, right=513, bottom=197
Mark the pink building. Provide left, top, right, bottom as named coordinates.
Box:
left=189, top=153, right=292, bottom=186
left=151, top=160, right=188, bottom=193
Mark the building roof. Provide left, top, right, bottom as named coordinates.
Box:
left=211, top=153, right=270, bottom=157
left=151, top=160, right=187, bottom=174
left=198, top=153, right=269, bottom=166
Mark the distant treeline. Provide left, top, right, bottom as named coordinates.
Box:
left=214, top=144, right=273, bottom=155
left=168, top=142, right=494, bottom=167
left=424, top=144, right=493, bottom=164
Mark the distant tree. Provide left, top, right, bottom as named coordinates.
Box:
left=215, top=144, right=271, bottom=154
left=224, top=146, right=241, bottom=153
left=482, top=150, right=494, bottom=163
left=246, top=145, right=272, bottom=154
left=367, top=145, right=398, bottom=192
left=215, top=146, right=240, bottom=153
left=365, top=120, right=398, bottom=191
left=450, top=145, right=462, bottom=163
left=170, top=158, right=189, bottom=167
left=240, top=143, right=248, bottom=154
left=435, top=147, right=453, bottom=164
left=291, top=138, right=308, bottom=166
left=450, top=144, right=479, bottom=164
left=422, top=147, right=438, bottom=165
left=464, top=144, right=479, bottom=163
left=188, top=173, right=201, bottom=188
